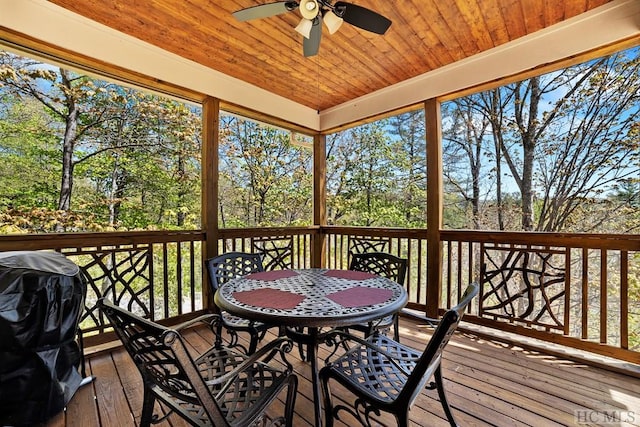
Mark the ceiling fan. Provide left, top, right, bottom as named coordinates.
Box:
left=232, top=1, right=392, bottom=57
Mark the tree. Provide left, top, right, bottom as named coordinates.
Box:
left=218, top=115, right=312, bottom=227
left=1, top=53, right=140, bottom=212
left=0, top=95, right=60, bottom=209
left=0, top=51, right=203, bottom=231
left=78, top=93, right=202, bottom=228
left=2, top=54, right=94, bottom=210
left=389, top=110, right=427, bottom=227
left=443, top=95, right=493, bottom=229
left=327, top=121, right=401, bottom=226
left=442, top=48, right=640, bottom=233
left=534, top=53, right=640, bottom=232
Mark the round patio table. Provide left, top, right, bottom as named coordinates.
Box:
left=214, top=268, right=408, bottom=427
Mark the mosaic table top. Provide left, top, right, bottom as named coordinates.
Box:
left=215, top=268, right=407, bottom=328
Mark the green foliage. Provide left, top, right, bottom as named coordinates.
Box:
left=326, top=112, right=427, bottom=228
left=0, top=96, right=60, bottom=209
left=218, top=115, right=312, bottom=227
left=0, top=207, right=110, bottom=233
left=0, top=51, right=202, bottom=232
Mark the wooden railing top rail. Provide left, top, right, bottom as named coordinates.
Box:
left=2, top=227, right=637, bottom=251
left=217, top=226, right=319, bottom=238
left=442, top=229, right=640, bottom=250
left=0, top=230, right=205, bottom=251
left=321, top=225, right=427, bottom=239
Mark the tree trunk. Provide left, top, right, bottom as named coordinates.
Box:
left=108, top=158, right=127, bottom=226
left=470, top=119, right=481, bottom=229
left=108, top=158, right=120, bottom=225
left=58, top=70, right=78, bottom=211
left=176, top=153, right=186, bottom=227
left=489, top=90, right=505, bottom=230
left=520, top=78, right=540, bottom=231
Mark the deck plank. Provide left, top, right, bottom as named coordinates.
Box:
left=90, top=351, right=138, bottom=426
left=64, top=363, right=100, bottom=427
left=44, top=316, right=640, bottom=427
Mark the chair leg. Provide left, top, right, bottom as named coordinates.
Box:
left=393, top=314, right=400, bottom=342
left=295, top=327, right=306, bottom=361
left=434, top=365, right=459, bottom=427
left=248, top=331, right=259, bottom=355
left=284, top=374, right=298, bottom=427
left=396, top=411, right=409, bottom=427
left=214, top=322, right=224, bottom=348
left=140, top=386, right=156, bottom=427
left=320, top=372, right=335, bottom=427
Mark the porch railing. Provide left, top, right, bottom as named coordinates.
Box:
left=218, top=225, right=640, bottom=363
left=0, top=226, right=637, bottom=363
left=441, top=230, right=639, bottom=363
left=0, top=231, right=206, bottom=347
left=327, top=227, right=638, bottom=363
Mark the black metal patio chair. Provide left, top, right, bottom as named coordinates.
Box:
left=205, top=252, right=279, bottom=354
left=251, top=236, right=294, bottom=270
left=347, top=251, right=408, bottom=341
left=98, top=298, right=297, bottom=427
left=320, top=282, right=479, bottom=427
left=347, top=235, right=391, bottom=263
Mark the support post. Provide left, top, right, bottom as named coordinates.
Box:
left=313, top=133, right=327, bottom=268
left=425, top=98, right=443, bottom=318
left=202, top=97, right=219, bottom=310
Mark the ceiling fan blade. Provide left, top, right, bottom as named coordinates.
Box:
left=303, top=16, right=322, bottom=57
left=334, top=2, right=391, bottom=35
left=233, top=1, right=298, bottom=21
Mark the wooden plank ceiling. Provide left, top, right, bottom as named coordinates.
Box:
left=48, top=0, right=611, bottom=111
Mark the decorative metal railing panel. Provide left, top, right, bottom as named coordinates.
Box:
left=251, top=235, right=295, bottom=270
left=347, top=235, right=391, bottom=258
left=480, top=244, right=567, bottom=331
left=218, top=228, right=313, bottom=270
left=63, top=246, right=153, bottom=336
left=441, top=230, right=639, bottom=363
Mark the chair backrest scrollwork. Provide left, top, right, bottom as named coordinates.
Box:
left=252, top=236, right=294, bottom=270
left=349, top=251, right=407, bottom=286
left=205, top=252, right=264, bottom=291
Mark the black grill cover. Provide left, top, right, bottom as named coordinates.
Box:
left=0, top=251, right=87, bottom=426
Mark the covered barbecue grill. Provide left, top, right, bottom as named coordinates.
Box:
left=0, top=250, right=87, bottom=425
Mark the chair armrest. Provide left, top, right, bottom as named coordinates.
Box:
left=173, top=314, right=221, bottom=331
left=323, top=330, right=418, bottom=377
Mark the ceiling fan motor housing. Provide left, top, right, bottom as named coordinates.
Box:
left=299, top=0, right=319, bottom=19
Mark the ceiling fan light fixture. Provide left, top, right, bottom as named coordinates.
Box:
left=295, top=18, right=314, bottom=39
left=299, top=0, right=319, bottom=20
left=323, top=10, right=343, bottom=34
left=232, top=0, right=392, bottom=56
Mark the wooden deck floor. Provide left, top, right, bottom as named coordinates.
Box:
left=46, top=316, right=640, bottom=427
